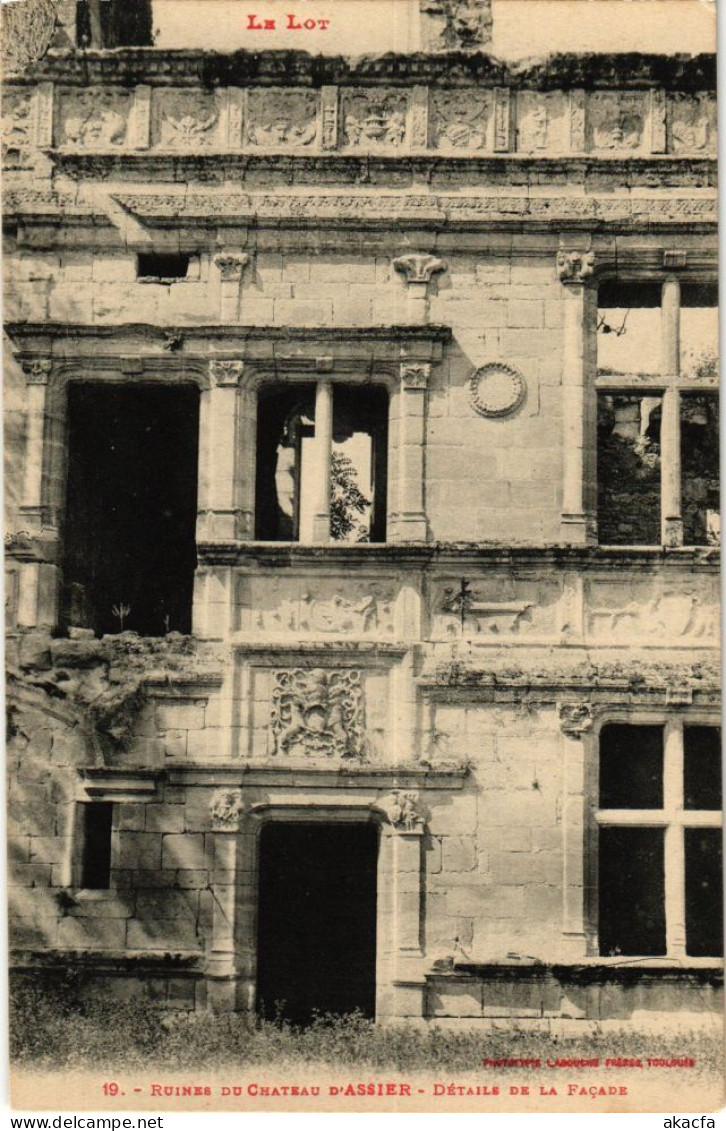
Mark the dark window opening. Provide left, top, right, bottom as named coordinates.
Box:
left=63, top=384, right=199, bottom=637
left=599, top=724, right=664, bottom=809
left=77, top=0, right=154, bottom=48
left=681, top=393, right=720, bottom=547
left=598, top=826, right=666, bottom=956
left=137, top=253, right=190, bottom=281
left=78, top=802, right=113, bottom=890
left=256, top=822, right=378, bottom=1024
left=255, top=383, right=388, bottom=543
left=684, top=726, right=722, bottom=810
left=597, top=393, right=662, bottom=545
left=685, top=828, right=723, bottom=957
left=597, top=282, right=662, bottom=379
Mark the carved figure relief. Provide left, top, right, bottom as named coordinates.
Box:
left=517, top=93, right=566, bottom=153
left=246, top=89, right=318, bottom=147
left=2, top=88, right=35, bottom=164
left=558, top=702, right=594, bottom=738
left=589, top=593, right=717, bottom=642
left=210, top=788, right=245, bottom=830
left=60, top=90, right=131, bottom=148
left=379, top=790, right=425, bottom=831
left=155, top=92, right=219, bottom=149
left=430, top=90, right=491, bottom=150
left=342, top=91, right=407, bottom=148
left=668, top=93, right=715, bottom=154
left=247, top=582, right=395, bottom=636
left=588, top=93, right=645, bottom=151
left=269, top=668, right=366, bottom=760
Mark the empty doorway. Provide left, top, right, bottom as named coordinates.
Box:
left=256, top=822, right=378, bottom=1024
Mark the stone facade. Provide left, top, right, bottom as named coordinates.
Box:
left=4, top=2, right=721, bottom=1029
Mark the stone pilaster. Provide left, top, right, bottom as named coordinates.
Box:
left=196, top=361, right=244, bottom=543
left=661, top=276, right=683, bottom=547
left=214, top=253, right=249, bottom=322
left=393, top=254, right=445, bottom=324
left=388, top=362, right=431, bottom=541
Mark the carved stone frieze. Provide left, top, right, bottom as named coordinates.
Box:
left=210, top=788, right=245, bottom=830
left=558, top=702, right=594, bottom=738
left=246, top=88, right=318, bottom=148
left=342, top=90, right=408, bottom=148
left=60, top=89, right=132, bottom=148
left=269, top=668, right=366, bottom=761
left=588, top=92, right=646, bottom=151
left=154, top=91, right=219, bottom=149
left=668, top=93, right=716, bottom=154
left=430, top=90, right=492, bottom=151
left=556, top=250, right=595, bottom=283
left=243, top=579, right=396, bottom=637
left=589, top=593, right=717, bottom=642
left=379, top=790, right=426, bottom=832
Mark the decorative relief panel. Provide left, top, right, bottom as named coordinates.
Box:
left=237, top=576, right=396, bottom=637
left=246, top=88, right=318, bottom=148
left=59, top=89, right=132, bottom=148
left=433, top=578, right=559, bottom=639
left=269, top=668, right=366, bottom=761
left=587, top=585, right=718, bottom=643
left=668, top=93, right=717, bottom=154
left=429, top=90, right=492, bottom=151
left=587, top=92, right=647, bottom=151
left=341, top=89, right=408, bottom=149
left=153, top=90, right=219, bottom=149
left=469, top=363, right=525, bottom=417
left=516, top=92, right=567, bottom=153
left=2, top=87, right=35, bottom=165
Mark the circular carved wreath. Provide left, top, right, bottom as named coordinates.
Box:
left=469, top=363, right=526, bottom=417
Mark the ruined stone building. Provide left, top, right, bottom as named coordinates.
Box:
left=3, top=0, right=721, bottom=1029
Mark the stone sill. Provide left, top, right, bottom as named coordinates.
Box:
left=445, top=961, right=724, bottom=985
left=10, top=948, right=203, bottom=973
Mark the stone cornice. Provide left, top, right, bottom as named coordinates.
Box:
left=164, top=764, right=469, bottom=789
left=14, top=49, right=716, bottom=91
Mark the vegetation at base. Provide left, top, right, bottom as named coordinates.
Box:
left=10, top=979, right=723, bottom=1075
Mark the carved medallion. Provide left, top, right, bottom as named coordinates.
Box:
left=155, top=92, right=219, bottom=149
left=269, top=668, right=365, bottom=761
left=246, top=89, right=318, bottom=148
left=430, top=90, right=492, bottom=151
left=469, top=364, right=525, bottom=417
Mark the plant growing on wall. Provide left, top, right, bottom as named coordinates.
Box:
left=330, top=452, right=371, bottom=543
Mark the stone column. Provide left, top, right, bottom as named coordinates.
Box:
left=207, top=789, right=245, bottom=1012
left=20, top=358, right=51, bottom=529
left=197, top=361, right=244, bottom=543
left=214, top=253, right=249, bottom=322
left=389, top=363, right=430, bottom=542
left=310, top=378, right=333, bottom=543
left=558, top=702, right=593, bottom=958
left=557, top=249, right=597, bottom=545
left=663, top=720, right=686, bottom=957
left=377, top=795, right=427, bottom=1020
left=393, top=254, right=445, bottom=324
left=661, top=276, right=683, bottom=546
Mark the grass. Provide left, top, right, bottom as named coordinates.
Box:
left=10, top=980, right=724, bottom=1075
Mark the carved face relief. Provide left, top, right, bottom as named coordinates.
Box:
left=668, top=93, right=715, bottom=154
left=246, top=89, right=319, bottom=148
left=155, top=91, right=219, bottom=149
left=588, top=93, right=646, bottom=151
left=342, top=90, right=408, bottom=149
left=269, top=668, right=366, bottom=761
left=60, top=90, right=132, bottom=149
left=430, top=90, right=492, bottom=151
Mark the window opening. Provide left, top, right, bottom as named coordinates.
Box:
left=63, top=384, right=199, bottom=636
left=255, top=383, right=388, bottom=543
left=137, top=253, right=191, bottom=281
left=78, top=802, right=113, bottom=890
left=77, top=0, right=154, bottom=48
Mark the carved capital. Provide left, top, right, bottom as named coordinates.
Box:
left=393, top=254, right=446, bottom=285
left=214, top=253, right=249, bottom=282
left=22, top=358, right=52, bottom=385
left=209, top=360, right=244, bottom=387
left=558, top=701, right=594, bottom=738
left=400, top=362, right=431, bottom=389
left=379, top=790, right=426, bottom=833
left=556, top=250, right=595, bottom=284
left=210, top=788, right=245, bottom=830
